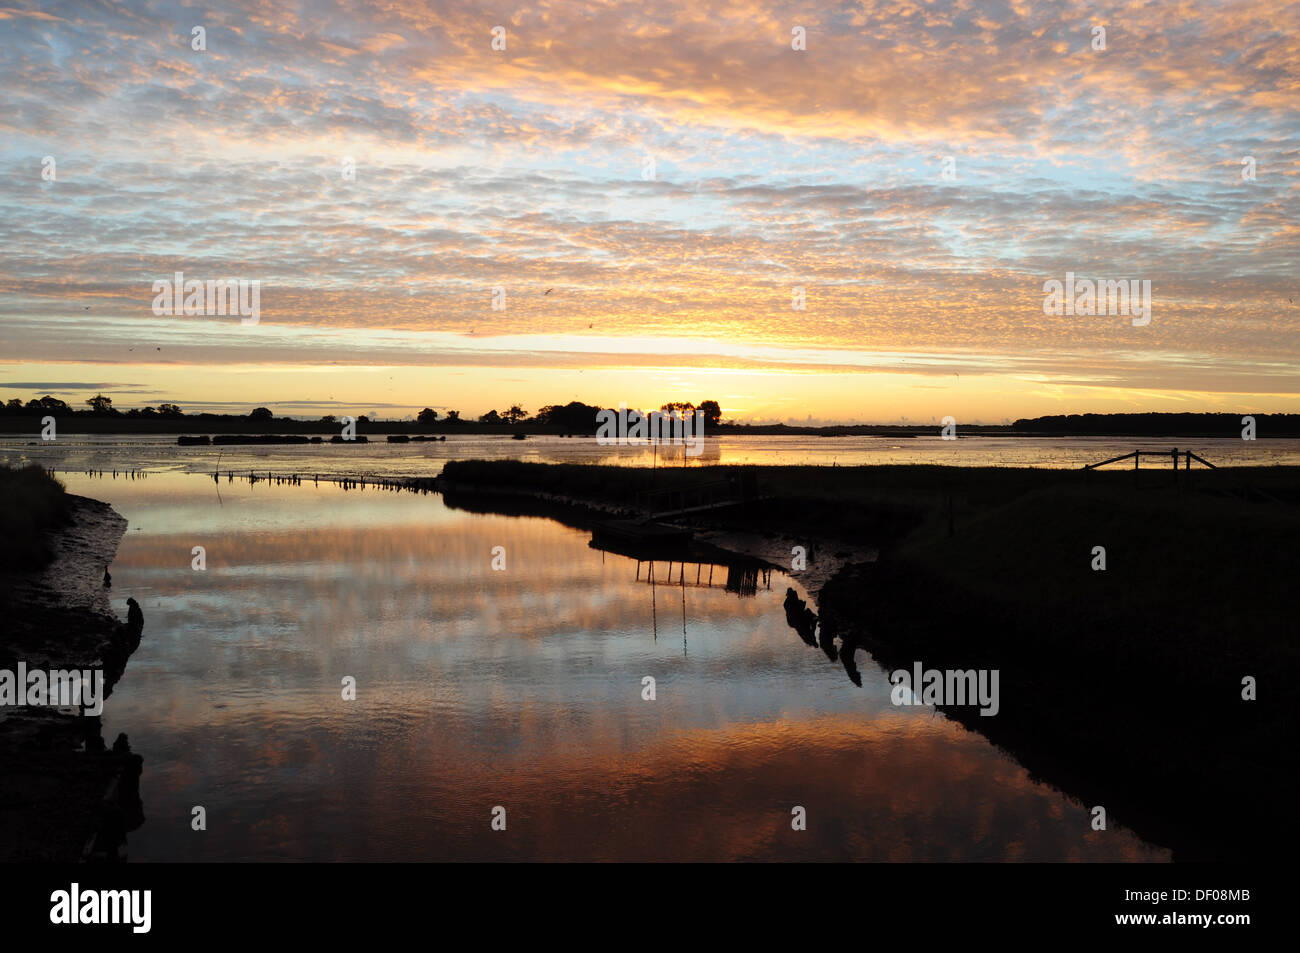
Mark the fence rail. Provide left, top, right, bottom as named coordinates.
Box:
left=1082, top=448, right=1216, bottom=471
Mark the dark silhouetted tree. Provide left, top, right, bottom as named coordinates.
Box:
left=30, top=396, right=69, bottom=413
left=533, top=401, right=604, bottom=431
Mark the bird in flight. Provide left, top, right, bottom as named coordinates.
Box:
left=544, top=288, right=553, bottom=295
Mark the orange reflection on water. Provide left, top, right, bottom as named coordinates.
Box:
left=76, top=473, right=1170, bottom=861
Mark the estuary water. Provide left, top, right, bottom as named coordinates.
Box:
left=1, top=432, right=1297, bottom=482
left=37, top=468, right=1168, bottom=862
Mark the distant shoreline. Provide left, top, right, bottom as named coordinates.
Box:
left=2, top=416, right=1299, bottom=439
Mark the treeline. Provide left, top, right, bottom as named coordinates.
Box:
left=2, top=394, right=186, bottom=418
left=8, top=395, right=1295, bottom=436
left=1011, top=413, right=1300, bottom=436
left=0, top=396, right=378, bottom=427
left=0, top=394, right=724, bottom=433
left=417, top=399, right=722, bottom=430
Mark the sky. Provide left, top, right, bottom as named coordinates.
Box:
left=1, top=0, right=1297, bottom=424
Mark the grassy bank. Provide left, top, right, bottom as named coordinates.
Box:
left=438, top=458, right=1300, bottom=550
left=438, top=459, right=967, bottom=546
left=0, top=465, right=72, bottom=571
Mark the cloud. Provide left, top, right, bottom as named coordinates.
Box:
left=0, top=380, right=141, bottom=389
left=0, top=0, right=1296, bottom=415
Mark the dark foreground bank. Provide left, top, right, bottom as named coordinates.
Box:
left=0, top=466, right=145, bottom=862
left=435, top=459, right=1300, bottom=861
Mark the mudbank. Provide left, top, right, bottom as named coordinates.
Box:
left=0, top=493, right=146, bottom=862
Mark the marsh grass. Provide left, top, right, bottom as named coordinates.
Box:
left=0, top=464, right=72, bottom=571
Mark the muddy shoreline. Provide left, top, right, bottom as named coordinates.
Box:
left=0, top=494, right=145, bottom=862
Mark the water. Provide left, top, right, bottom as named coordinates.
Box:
left=57, top=470, right=1166, bottom=861
left=1, top=433, right=1297, bottom=481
